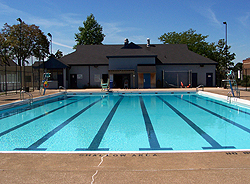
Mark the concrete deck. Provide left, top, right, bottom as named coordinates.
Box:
left=1, top=88, right=250, bottom=183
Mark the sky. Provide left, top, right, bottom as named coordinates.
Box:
left=0, top=0, right=249, bottom=64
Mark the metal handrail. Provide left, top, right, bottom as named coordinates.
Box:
left=235, top=89, right=240, bottom=98
left=196, top=85, right=204, bottom=92
left=59, top=86, right=67, bottom=93
left=20, top=91, right=33, bottom=104
left=227, top=91, right=232, bottom=103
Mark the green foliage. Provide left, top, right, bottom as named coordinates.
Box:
left=55, top=49, right=63, bottom=59
left=49, top=49, right=63, bottom=59
left=241, top=75, right=250, bottom=87
left=0, top=31, right=11, bottom=65
left=159, top=29, right=236, bottom=86
left=74, top=14, right=105, bottom=48
left=159, top=29, right=209, bottom=55
left=1, top=21, right=50, bottom=66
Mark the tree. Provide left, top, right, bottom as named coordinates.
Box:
left=2, top=21, right=50, bottom=66
left=159, top=29, right=236, bottom=86
left=1, top=20, right=50, bottom=89
left=74, top=14, right=105, bottom=48
left=159, top=29, right=209, bottom=56
left=55, top=49, right=63, bottom=59
left=0, top=31, right=11, bottom=66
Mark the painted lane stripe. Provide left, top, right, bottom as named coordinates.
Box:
left=0, top=97, right=89, bottom=138
left=192, top=95, right=250, bottom=116
left=0, top=96, right=73, bottom=121
left=14, top=97, right=104, bottom=151
left=158, top=96, right=235, bottom=150
left=139, top=96, right=173, bottom=151
left=176, top=95, right=250, bottom=134
left=76, top=96, right=124, bottom=151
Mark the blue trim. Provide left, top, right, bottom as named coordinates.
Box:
left=75, top=96, right=124, bottom=151
left=14, top=97, right=104, bottom=151
left=139, top=96, right=173, bottom=151
left=158, top=96, right=235, bottom=149
left=179, top=95, right=250, bottom=134
left=0, top=97, right=88, bottom=138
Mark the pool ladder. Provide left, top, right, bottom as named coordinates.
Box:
left=59, top=86, right=67, bottom=97
left=227, top=90, right=240, bottom=103
left=20, top=91, right=33, bottom=104
left=59, top=86, right=67, bottom=93
left=196, top=85, right=204, bottom=92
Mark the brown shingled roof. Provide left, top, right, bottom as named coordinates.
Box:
left=60, top=43, right=217, bottom=65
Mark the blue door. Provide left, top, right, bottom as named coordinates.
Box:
left=143, top=73, right=151, bottom=88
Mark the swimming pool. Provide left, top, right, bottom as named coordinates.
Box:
left=1, top=91, right=250, bottom=152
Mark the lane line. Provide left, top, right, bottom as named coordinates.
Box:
left=139, top=96, right=172, bottom=151
left=158, top=96, right=235, bottom=149
left=14, top=97, right=104, bottom=151
left=0, top=97, right=89, bottom=137
left=176, top=95, right=250, bottom=134
left=192, top=95, right=250, bottom=116
left=76, top=96, right=124, bottom=151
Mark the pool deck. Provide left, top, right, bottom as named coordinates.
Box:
left=1, top=87, right=250, bottom=183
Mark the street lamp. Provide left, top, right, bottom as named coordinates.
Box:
left=223, top=22, right=228, bottom=69
left=17, top=18, right=22, bottom=91
left=47, top=33, right=52, bottom=55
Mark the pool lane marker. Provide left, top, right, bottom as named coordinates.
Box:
left=157, top=96, right=235, bottom=150
left=176, top=95, right=250, bottom=135
left=191, top=95, right=250, bottom=116
left=0, top=96, right=72, bottom=121
left=14, top=97, right=105, bottom=151
left=75, top=96, right=124, bottom=151
left=0, top=97, right=89, bottom=138
left=139, top=96, right=173, bottom=151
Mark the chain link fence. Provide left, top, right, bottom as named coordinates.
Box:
left=0, top=66, right=43, bottom=95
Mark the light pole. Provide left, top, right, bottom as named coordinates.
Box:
left=17, top=18, right=22, bottom=91
left=47, top=33, right=52, bottom=55
left=223, top=22, right=228, bottom=69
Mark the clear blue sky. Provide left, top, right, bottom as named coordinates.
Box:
left=0, top=0, right=249, bottom=64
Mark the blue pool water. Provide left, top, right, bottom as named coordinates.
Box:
left=1, top=92, right=250, bottom=152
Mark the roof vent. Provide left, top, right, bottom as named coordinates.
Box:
left=147, top=38, right=150, bottom=47
left=124, top=38, right=129, bottom=46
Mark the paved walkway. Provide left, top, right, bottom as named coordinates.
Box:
left=1, top=87, right=250, bottom=183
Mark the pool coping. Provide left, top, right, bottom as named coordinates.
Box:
left=0, top=92, right=66, bottom=111
left=198, top=90, right=250, bottom=107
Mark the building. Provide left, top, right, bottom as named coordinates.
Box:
left=58, top=39, right=217, bottom=89
left=242, top=58, right=250, bottom=75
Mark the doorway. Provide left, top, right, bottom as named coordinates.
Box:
left=192, top=73, right=197, bottom=87
left=70, top=74, right=77, bottom=88
left=206, top=73, right=213, bottom=87
left=143, top=73, right=151, bottom=88
left=113, top=74, right=130, bottom=88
